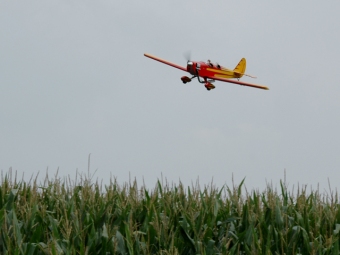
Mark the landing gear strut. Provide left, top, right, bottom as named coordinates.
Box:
left=181, top=76, right=197, bottom=84
left=197, top=75, right=215, bottom=91
left=181, top=74, right=216, bottom=91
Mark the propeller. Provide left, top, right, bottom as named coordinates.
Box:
left=183, top=51, right=191, bottom=63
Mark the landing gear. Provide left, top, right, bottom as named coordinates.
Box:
left=181, top=76, right=196, bottom=84
left=196, top=75, right=216, bottom=91
left=204, top=82, right=215, bottom=91
left=181, top=75, right=216, bottom=91
left=181, top=76, right=191, bottom=84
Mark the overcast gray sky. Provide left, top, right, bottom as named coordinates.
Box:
left=1, top=1, right=340, bottom=191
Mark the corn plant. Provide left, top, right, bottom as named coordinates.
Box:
left=0, top=170, right=339, bottom=254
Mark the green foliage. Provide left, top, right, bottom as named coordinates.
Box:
left=0, top=170, right=340, bottom=254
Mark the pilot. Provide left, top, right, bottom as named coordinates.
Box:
left=207, top=59, right=213, bottom=67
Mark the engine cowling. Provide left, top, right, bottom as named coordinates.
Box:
left=204, top=82, right=215, bottom=90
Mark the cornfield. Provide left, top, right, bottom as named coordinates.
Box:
left=0, top=170, right=339, bottom=255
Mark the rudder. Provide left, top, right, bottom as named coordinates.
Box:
left=233, top=58, right=246, bottom=77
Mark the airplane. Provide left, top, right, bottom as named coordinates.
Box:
left=144, top=53, right=269, bottom=91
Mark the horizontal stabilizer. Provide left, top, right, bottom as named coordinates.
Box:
left=233, top=71, right=257, bottom=79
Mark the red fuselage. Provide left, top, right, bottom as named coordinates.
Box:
left=187, top=61, right=218, bottom=78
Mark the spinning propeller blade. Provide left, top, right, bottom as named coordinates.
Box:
left=183, top=51, right=191, bottom=62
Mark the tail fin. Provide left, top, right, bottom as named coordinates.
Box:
left=233, top=58, right=246, bottom=78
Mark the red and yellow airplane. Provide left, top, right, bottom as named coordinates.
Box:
left=144, top=53, right=269, bottom=91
